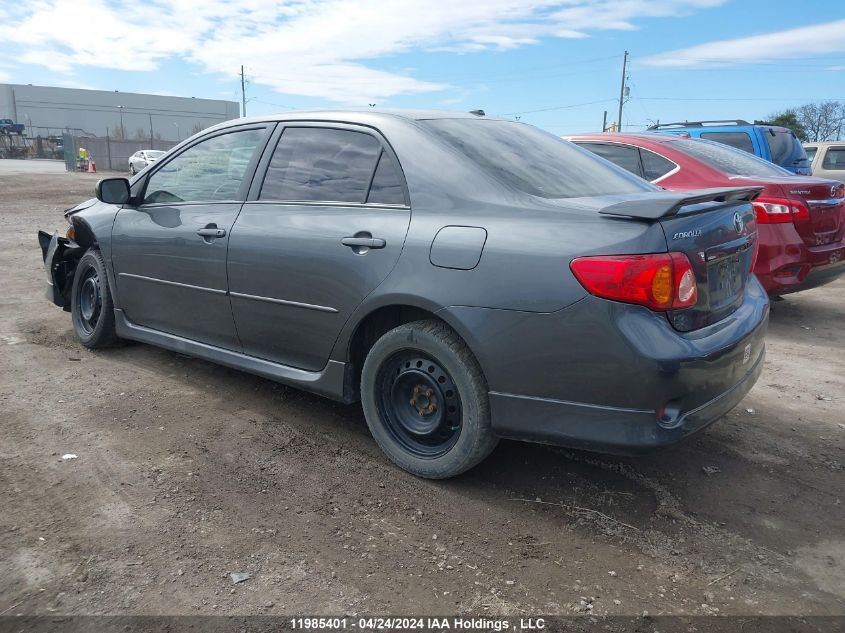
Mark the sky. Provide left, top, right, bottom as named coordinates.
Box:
left=1, top=0, right=844, bottom=135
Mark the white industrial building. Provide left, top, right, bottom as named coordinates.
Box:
left=0, top=83, right=239, bottom=141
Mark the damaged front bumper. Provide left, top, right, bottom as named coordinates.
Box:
left=38, top=230, right=82, bottom=310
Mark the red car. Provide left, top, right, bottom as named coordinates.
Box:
left=568, top=133, right=845, bottom=296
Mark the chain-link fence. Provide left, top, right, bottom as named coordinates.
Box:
left=64, top=134, right=179, bottom=172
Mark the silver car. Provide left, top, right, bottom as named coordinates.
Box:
left=128, top=150, right=166, bottom=175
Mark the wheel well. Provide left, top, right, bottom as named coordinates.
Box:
left=347, top=305, right=447, bottom=401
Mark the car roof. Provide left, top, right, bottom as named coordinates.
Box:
left=207, top=109, right=503, bottom=133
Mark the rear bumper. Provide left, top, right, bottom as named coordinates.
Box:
left=489, top=343, right=764, bottom=452
left=755, top=224, right=845, bottom=295
left=440, top=278, right=769, bottom=453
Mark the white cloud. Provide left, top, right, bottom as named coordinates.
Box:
left=1, top=0, right=724, bottom=102
left=642, top=20, right=845, bottom=67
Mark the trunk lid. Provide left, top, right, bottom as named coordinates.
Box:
left=600, top=187, right=761, bottom=331
left=781, top=178, right=845, bottom=246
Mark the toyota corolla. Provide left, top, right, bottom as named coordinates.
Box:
left=38, top=111, right=769, bottom=478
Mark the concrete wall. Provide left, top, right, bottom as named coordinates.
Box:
left=0, top=84, right=239, bottom=141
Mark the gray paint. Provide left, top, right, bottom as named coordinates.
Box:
left=49, top=109, right=769, bottom=451
left=2, top=83, right=238, bottom=140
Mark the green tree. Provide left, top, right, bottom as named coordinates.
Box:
left=754, top=109, right=808, bottom=142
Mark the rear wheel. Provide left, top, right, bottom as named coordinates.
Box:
left=361, top=320, right=498, bottom=478
left=129, top=163, right=136, bottom=175
left=71, top=249, right=119, bottom=348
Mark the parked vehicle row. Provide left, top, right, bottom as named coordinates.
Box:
left=39, top=110, right=808, bottom=479
left=568, top=133, right=845, bottom=296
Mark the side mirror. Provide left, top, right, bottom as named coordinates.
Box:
left=96, top=178, right=131, bottom=205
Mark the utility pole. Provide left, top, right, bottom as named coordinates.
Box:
left=602, top=110, right=608, bottom=133
left=617, top=50, right=628, bottom=132
left=148, top=113, right=154, bottom=148
left=241, top=65, right=247, bottom=117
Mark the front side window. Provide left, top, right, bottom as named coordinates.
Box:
left=422, top=119, right=652, bottom=199
left=700, top=131, right=755, bottom=154
left=260, top=127, right=382, bottom=203
left=143, top=129, right=264, bottom=204
left=821, top=148, right=845, bottom=170
left=804, top=146, right=817, bottom=162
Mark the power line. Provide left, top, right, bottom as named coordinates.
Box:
left=633, top=96, right=845, bottom=102
left=501, top=98, right=617, bottom=116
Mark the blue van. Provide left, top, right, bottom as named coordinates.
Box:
left=647, top=120, right=811, bottom=175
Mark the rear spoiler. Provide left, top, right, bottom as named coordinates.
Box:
left=599, top=187, right=763, bottom=220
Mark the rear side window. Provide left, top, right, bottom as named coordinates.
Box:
left=700, top=132, right=754, bottom=154
left=766, top=130, right=808, bottom=168
left=822, top=147, right=845, bottom=170
left=671, top=138, right=791, bottom=177
left=640, top=148, right=676, bottom=181
left=260, top=127, right=382, bottom=203
left=578, top=143, right=643, bottom=178
left=804, top=146, right=817, bottom=162
left=367, top=150, right=406, bottom=205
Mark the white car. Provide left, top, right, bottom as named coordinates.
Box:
left=128, top=150, right=166, bottom=175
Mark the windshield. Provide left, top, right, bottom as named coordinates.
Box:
left=420, top=119, right=653, bottom=199
left=147, top=151, right=166, bottom=158
left=671, top=138, right=792, bottom=177
left=766, top=129, right=808, bottom=169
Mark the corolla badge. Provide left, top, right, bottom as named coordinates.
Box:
left=733, top=212, right=744, bottom=233
left=673, top=229, right=702, bottom=240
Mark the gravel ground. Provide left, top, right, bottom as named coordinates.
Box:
left=1, top=169, right=843, bottom=617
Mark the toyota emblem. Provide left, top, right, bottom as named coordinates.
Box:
left=733, top=212, right=744, bottom=233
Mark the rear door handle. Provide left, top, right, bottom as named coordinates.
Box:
left=342, top=237, right=386, bottom=249
left=197, top=227, right=226, bottom=238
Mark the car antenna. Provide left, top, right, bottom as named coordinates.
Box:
left=469, top=109, right=485, bottom=117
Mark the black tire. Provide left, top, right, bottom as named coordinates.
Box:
left=71, top=249, right=119, bottom=348
left=361, top=320, right=498, bottom=478
left=129, top=164, right=136, bottom=175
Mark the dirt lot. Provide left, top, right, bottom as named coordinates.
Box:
left=1, top=167, right=843, bottom=618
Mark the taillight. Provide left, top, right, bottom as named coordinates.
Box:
left=570, top=253, right=698, bottom=311
left=752, top=197, right=810, bottom=224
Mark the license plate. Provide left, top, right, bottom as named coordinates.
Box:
left=708, top=255, right=743, bottom=307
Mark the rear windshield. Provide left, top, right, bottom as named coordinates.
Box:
left=766, top=129, right=808, bottom=169
left=671, top=138, right=792, bottom=177
left=420, top=119, right=653, bottom=199
left=147, top=151, right=166, bottom=158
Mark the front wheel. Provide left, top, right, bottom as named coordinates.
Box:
left=129, top=164, right=136, bottom=175
left=361, top=320, right=498, bottom=478
left=71, top=249, right=119, bottom=348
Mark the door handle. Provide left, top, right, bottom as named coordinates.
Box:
left=196, top=226, right=226, bottom=238
left=341, top=237, right=386, bottom=249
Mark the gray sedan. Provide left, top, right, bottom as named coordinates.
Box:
left=38, top=110, right=768, bottom=478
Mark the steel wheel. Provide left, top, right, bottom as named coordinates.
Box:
left=76, top=266, right=102, bottom=336
left=375, top=351, right=463, bottom=458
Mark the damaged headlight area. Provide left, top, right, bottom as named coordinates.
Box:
left=38, top=228, right=84, bottom=310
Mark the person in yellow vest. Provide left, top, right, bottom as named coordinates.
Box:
left=77, top=147, right=89, bottom=171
